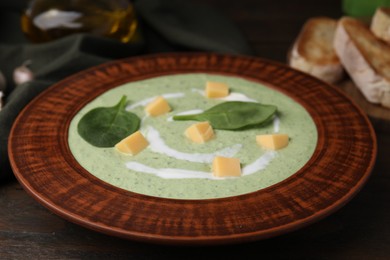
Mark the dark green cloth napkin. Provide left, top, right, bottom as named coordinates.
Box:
left=0, top=0, right=253, bottom=181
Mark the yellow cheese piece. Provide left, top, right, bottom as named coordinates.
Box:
left=145, top=96, right=171, bottom=116
left=256, top=134, right=289, bottom=150
left=115, top=131, right=149, bottom=155
left=212, top=156, right=241, bottom=177
left=185, top=121, right=214, bottom=143
left=205, top=81, right=229, bottom=98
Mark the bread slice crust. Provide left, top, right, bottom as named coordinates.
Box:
left=296, top=17, right=340, bottom=65
left=371, top=7, right=390, bottom=44
left=289, top=17, right=343, bottom=83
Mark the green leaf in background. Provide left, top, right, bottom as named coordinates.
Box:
left=173, top=101, right=277, bottom=130
left=77, top=96, right=141, bottom=147
left=343, top=0, right=390, bottom=17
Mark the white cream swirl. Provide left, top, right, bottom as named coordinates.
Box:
left=143, top=126, right=242, bottom=164
left=124, top=90, right=280, bottom=180
left=126, top=92, right=185, bottom=110
left=125, top=150, right=277, bottom=180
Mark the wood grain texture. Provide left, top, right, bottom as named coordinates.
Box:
left=8, top=53, right=376, bottom=245
left=339, top=80, right=390, bottom=133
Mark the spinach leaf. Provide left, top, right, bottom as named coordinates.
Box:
left=173, top=101, right=277, bottom=130
left=77, top=96, right=140, bottom=147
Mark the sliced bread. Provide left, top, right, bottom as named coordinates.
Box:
left=371, top=7, right=390, bottom=44
left=334, top=17, right=390, bottom=108
left=289, top=17, right=343, bottom=84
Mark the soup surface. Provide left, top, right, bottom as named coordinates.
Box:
left=68, top=73, right=317, bottom=199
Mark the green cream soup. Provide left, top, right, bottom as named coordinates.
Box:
left=68, top=74, right=317, bottom=199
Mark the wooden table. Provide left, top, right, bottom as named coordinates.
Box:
left=1, top=0, right=389, bottom=258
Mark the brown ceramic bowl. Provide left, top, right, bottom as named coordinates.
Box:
left=8, top=53, right=377, bottom=245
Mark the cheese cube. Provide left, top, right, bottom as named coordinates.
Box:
left=256, top=134, right=289, bottom=150
left=115, top=131, right=149, bottom=155
left=205, top=81, right=229, bottom=98
left=145, top=96, right=171, bottom=116
left=212, top=156, right=241, bottom=177
left=185, top=121, right=214, bottom=143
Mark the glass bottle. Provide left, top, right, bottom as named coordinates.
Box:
left=21, top=0, right=140, bottom=43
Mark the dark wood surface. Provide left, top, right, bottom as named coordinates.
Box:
left=2, top=0, right=390, bottom=259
